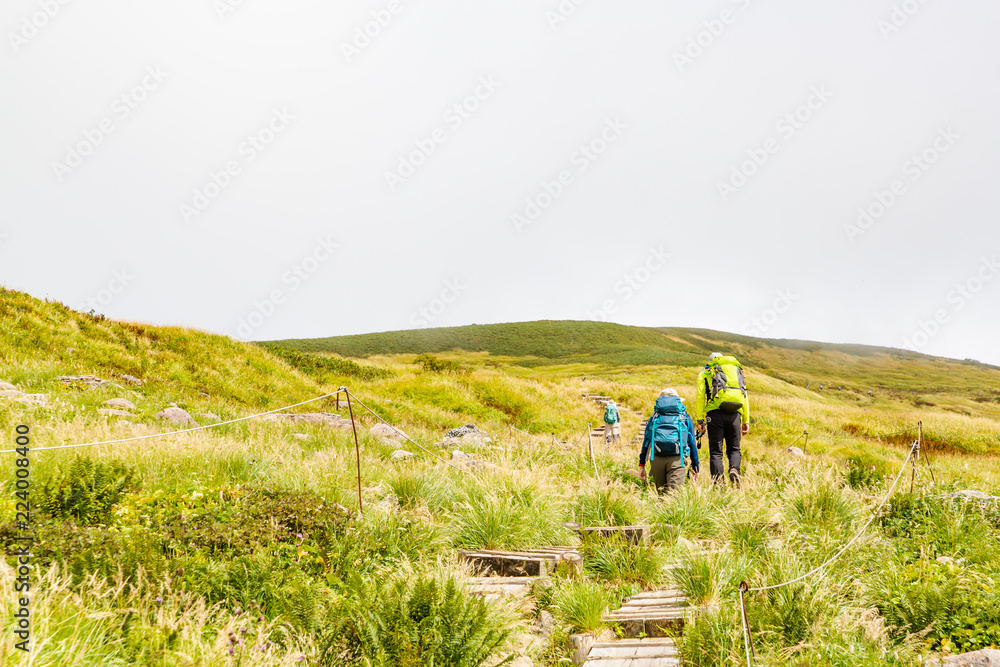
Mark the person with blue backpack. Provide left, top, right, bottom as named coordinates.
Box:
left=603, top=400, right=621, bottom=444
left=638, top=389, right=699, bottom=492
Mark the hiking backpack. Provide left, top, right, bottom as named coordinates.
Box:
left=648, top=411, right=689, bottom=463
left=707, top=358, right=747, bottom=413
left=603, top=404, right=619, bottom=424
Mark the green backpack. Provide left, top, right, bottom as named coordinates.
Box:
left=603, top=403, right=620, bottom=424
left=708, top=357, right=747, bottom=413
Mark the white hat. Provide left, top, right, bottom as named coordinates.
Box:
left=708, top=352, right=723, bottom=362
left=660, top=388, right=678, bottom=397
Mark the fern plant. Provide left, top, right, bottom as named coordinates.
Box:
left=37, top=456, right=137, bottom=524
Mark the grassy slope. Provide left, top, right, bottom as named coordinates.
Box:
left=3, top=289, right=1000, bottom=666
left=267, top=321, right=1000, bottom=399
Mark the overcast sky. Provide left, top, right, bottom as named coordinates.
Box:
left=2, top=1, right=999, bottom=365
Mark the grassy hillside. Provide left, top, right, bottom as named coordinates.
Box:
left=2, top=288, right=1000, bottom=667
left=268, top=321, right=1000, bottom=399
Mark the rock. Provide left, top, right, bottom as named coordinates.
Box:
left=197, top=413, right=222, bottom=422
left=55, top=375, right=106, bottom=388
left=391, top=450, right=414, bottom=461
left=444, top=424, right=492, bottom=443
left=103, top=398, right=136, bottom=410
left=535, top=611, right=555, bottom=639
left=371, top=423, right=406, bottom=440
left=0, top=389, right=24, bottom=399
left=925, top=649, right=1000, bottom=667
left=99, top=408, right=134, bottom=417
left=936, top=556, right=955, bottom=564
left=452, top=450, right=472, bottom=461
left=155, top=407, right=199, bottom=427
left=263, top=413, right=353, bottom=429
left=291, top=433, right=309, bottom=440
left=117, top=374, right=144, bottom=386
left=0, top=381, right=17, bottom=391
left=786, top=446, right=805, bottom=457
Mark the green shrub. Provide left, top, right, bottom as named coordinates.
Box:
left=582, top=537, right=668, bottom=588
left=845, top=457, right=886, bottom=490
left=552, top=581, right=613, bottom=634
left=649, top=483, right=728, bottom=539
left=451, top=482, right=564, bottom=551
left=679, top=606, right=739, bottom=667
left=573, top=487, right=640, bottom=527
left=323, top=570, right=512, bottom=667
left=37, top=456, right=138, bottom=524
left=786, top=479, right=858, bottom=533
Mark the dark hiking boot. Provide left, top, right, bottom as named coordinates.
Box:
left=729, top=470, right=742, bottom=488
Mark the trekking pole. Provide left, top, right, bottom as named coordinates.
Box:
left=587, top=422, right=600, bottom=482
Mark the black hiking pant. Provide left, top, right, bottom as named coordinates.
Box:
left=706, top=409, right=741, bottom=480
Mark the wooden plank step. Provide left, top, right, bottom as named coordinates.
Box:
left=628, top=591, right=684, bottom=600
left=589, top=645, right=678, bottom=658
left=584, top=658, right=680, bottom=667
left=579, top=525, right=650, bottom=545
left=620, top=597, right=686, bottom=607
left=591, top=639, right=676, bottom=647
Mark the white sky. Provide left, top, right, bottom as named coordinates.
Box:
left=2, top=1, right=999, bottom=365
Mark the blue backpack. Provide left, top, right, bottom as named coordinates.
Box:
left=647, top=398, right=690, bottom=466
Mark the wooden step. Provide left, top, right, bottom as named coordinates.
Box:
left=459, top=547, right=581, bottom=577
left=580, top=525, right=651, bottom=544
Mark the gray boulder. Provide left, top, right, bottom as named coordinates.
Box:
left=155, top=407, right=199, bottom=427
left=925, top=649, right=1000, bottom=667
left=0, top=389, right=23, bottom=399
left=0, top=381, right=17, bottom=391
left=786, top=446, right=805, bottom=457
left=117, top=374, right=144, bottom=386
left=103, top=398, right=136, bottom=411
left=17, top=394, right=49, bottom=407
left=56, top=375, right=107, bottom=388
left=390, top=450, right=415, bottom=461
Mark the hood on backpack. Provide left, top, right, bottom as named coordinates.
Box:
left=653, top=395, right=685, bottom=415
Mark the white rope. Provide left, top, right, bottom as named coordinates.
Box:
left=747, top=440, right=917, bottom=593
left=0, top=391, right=343, bottom=454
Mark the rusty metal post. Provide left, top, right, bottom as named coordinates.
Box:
left=342, top=387, right=363, bottom=515
left=803, top=431, right=809, bottom=453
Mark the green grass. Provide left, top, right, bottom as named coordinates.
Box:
left=4, top=287, right=1000, bottom=666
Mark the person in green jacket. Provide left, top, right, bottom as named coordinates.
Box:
left=693, top=353, right=750, bottom=485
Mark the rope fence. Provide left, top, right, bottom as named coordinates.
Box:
left=737, top=437, right=921, bottom=665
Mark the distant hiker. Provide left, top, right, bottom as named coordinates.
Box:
left=603, top=400, right=621, bottom=444
left=638, top=389, right=699, bottom=492
left=694, top=353, right=750, bottom=486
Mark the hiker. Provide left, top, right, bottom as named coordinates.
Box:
left=638, top=389, right=699, bottom=492
left=694, top=353, right=750, bottom=486
left=603, top=400, right=621, bottom=444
